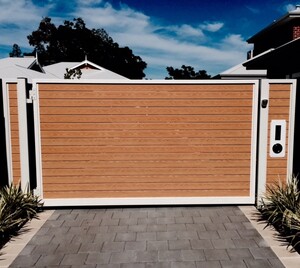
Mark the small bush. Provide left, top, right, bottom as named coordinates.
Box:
left=0, top=184, right=43, bottom=248
left=258, top=176, right=300, bottom=252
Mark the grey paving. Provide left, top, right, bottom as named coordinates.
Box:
left=9, top=206, right=285, bottom=268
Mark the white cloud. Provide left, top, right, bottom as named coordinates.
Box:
left=76, top=0, right=102, bottom=6
left=0, top=0, right=50, bottom=24
left=245, top=6, right=260, bottom=14
left=222, top=34, right=251, bottom=49
left=0, top=0, right=251, bottom=78
left=173, top=24, right=204, bottom=38
left=74, top=3, right=152, bottom=33
left=72, top=4, right=249, bottom=77
left=200, top=22, right=224, bottom=32
left=284, top=4, right=295, bottom=12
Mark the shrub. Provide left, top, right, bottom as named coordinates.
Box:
left=0, top=184, right=43, bottom=248
left=258, top=176, right=300, bottom=252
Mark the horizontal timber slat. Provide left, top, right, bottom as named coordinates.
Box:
left=40, top=137, right=252, bottom=146
left=39, top=91, right=253, bottom=99
left=41, top=145, right=251, bottom=153
left=42, top=152, right=251, bottom=161
left=40, top=99, right=253, bottom=107
left=37, top=107, right=253, bottom=115
left=44, top=182, right=249, bottom=191
left=42, top=159, right=252, bottom=169
left=41, top=167, right=251, bottom=176
left=43, top=174, right=250, bottom=183
left=39, top=114, right=253, bottom=123
left=40, top=122, right=252, bottom=131
left=43, top=189, right=250, bottom=198
left=40, top=129, right=251, bottom=138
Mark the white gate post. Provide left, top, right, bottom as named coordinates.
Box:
left=17, top=78, right=30, bottom=191
left=256, top=79, right=269, bottom=204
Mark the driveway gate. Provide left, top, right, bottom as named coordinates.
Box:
left=2, top=79, right=296, bottom=206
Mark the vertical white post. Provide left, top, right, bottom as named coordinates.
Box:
left=287, top=80, right=297, bottom=181
left=32, top=82, right=43, bottom=198
left=17, top=78, right=30, bottom=191
left=256, top=79, right=269, bottom=204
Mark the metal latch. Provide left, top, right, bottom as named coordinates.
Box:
left=27, top=89, right=36, bottom=103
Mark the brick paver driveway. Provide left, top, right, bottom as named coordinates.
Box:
left=10, top=206, right=284, bottom=268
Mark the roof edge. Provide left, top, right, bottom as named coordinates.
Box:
left=247, top=5, right=300, bottom=43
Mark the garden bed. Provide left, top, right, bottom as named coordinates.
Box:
left=0, top=184, right=43, bottom=249
left=257, top=177, right=300, bottom=254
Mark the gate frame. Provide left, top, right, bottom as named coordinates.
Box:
left=1, top=78, right=31, bottom=190
left=256, top=79, right=297, bottom=201
left=24, top=78, right=264, bottom=206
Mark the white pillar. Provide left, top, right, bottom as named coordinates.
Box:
left=17, top=78, right=30, bottom=191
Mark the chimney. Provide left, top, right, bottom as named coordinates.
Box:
left=292, top=5, right=300, bottom=39
left=293, top=25, right=300, bottom=39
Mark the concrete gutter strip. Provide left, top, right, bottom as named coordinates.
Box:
left=239, top=206, right=300, bottom=268
left=0, top=210, right=54, bottom=268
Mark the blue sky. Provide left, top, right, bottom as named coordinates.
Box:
left=0, top=0, right=298, bottom=78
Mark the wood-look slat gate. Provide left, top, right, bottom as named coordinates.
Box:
left=32, top=81, right=259, bottom=206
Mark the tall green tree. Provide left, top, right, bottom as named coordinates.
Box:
left=165, top=65, right=211, bottom=79
left=27, top=17, right=147, bottom=79
left=9, top=44, right=23, bottom=57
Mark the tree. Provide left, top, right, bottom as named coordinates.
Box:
left=27, top=17, right=147, bottom=79
left=64, top=68, right=82, bottom=79
left=165, top=65, right=211, bottom=79
left=9, top=44, right=23, bottom=57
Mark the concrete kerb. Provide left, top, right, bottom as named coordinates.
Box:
left=0, top=210, right=54, bottom=268
left=239, top=205, right=300, bottom=268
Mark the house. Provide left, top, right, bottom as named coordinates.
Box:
left=220, top=5, right=300, bottom=177
left=43, top=57, right=128, bottom=80
left=220, top=5, right=300, bottom=79
left=0, top=56, right=128, bottom=81
left=244, top=4, right=300, bottom=79
left=0, top=56, right=49, bottom=82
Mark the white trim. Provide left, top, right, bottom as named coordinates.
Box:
left=250, top=81, right=259, bottom=202
left=33, top=79, right=260, bottom=205
left=256, top=79, right=269, bottom=203
left=43, top=196, right=255, bottom=207
left=32, top=83, right=43, bottom=197
left=70, top=59, right=103, bottom=71
left=32, top=79, right=260, bottom=85
left=287, top=80, right=297, bottom=181
left=17, top=78, right=30, bottom=191
left=269, top=120, right=286, bottom=158
left=267, top=79, right=297, bottom=182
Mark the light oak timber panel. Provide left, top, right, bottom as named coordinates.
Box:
left=37, top=83, right=255, bottom=199
left=8, top=83, right=20, bottom=185
left=266, top=84, right=291, bottom=186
